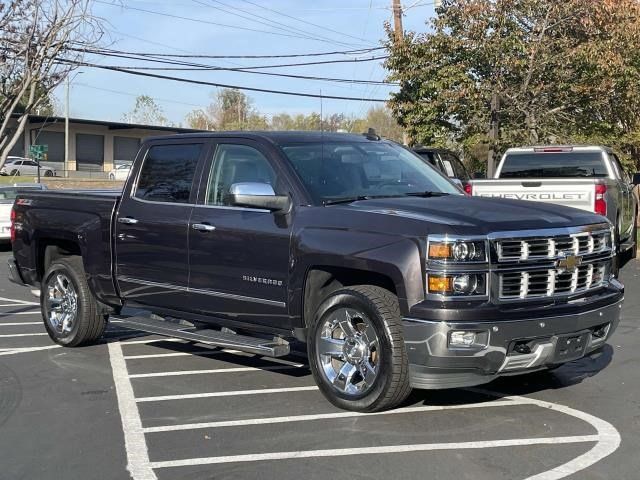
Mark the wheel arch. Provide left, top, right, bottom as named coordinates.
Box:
left=291, top=237, right=425, bottom=335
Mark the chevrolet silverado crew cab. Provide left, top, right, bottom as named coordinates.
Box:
left=8, top=132, right=624, bottom=412
left=470, top=145, right=638, bottom=261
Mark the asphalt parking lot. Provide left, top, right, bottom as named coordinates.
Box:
left=0, top=248, right=638, bottom=480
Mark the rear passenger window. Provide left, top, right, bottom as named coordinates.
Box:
left=135, top=144, right=202, bottom=203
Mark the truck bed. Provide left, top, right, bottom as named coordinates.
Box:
left=12, top=188, right=122, bottom=307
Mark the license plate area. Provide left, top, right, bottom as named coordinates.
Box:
left=552, top=332, right=589, bottom=363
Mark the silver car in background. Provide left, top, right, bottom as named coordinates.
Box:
left=0, top=184, right=46, bottom=242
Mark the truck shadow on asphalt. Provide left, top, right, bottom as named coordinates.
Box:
left=105, top=333, right=613, bottom=406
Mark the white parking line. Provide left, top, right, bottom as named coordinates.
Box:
left=0, top=322, right=42, bottom=326
left=469, top=388, right=621, bottom=480
left=129, top=364, right=305, bottom=379
left=108, top=341, right=158, bottom=480
left=0, top=296, right=39, bottom=306
left=0, top=345, right=60, bottom=356
left=136, top=386, right=318, bottom=403
left=0, top=332, right=48, bottom=338
left=0, top=311, right=41, bottom=316
left=142, top=399, right=522, bottom=433
left=150, top=435, right=600, bottom=469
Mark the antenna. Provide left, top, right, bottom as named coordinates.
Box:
left=320, top=89, right=324, bottom=133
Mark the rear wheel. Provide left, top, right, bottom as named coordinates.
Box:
left=41, top=256, right=107, bottom=346
left=44, top=169, right=53, bottom=177
left=109, top=173, right=115, bottom=180
left=307, top=285, right=411, bottom=412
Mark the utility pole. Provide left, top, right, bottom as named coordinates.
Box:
left=487, top=91, right=500, bottom=177
left=64, top=76, right=69, bottom=178
left=392, top=0, right=403, bottom=44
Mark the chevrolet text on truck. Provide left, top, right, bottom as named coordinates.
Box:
left=469, top=145, right=638, bottom=262
left=8, top=132, right=624, bottom=412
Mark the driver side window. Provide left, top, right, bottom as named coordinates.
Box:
left=206, top=144, right=276, bottom=206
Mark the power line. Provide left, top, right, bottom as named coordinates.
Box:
left=58, top=59, right=389, bottom=102
left=73, top=47, right=395, bottom=93
left=82, top=62, right=396, bottom=85
left=237, top=0, right=379, bottom=46
left=94, top=0, right=365, bottom=46
left=75, top=47, right=388, bottom=70
left=81, top=44, right=386, bottom=59
left=192, top=0, right=364, bottom=49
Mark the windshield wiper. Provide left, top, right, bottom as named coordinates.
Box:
left=323, top=195, right=378, bottom=205
left=403, top=191, right=451, bottom=197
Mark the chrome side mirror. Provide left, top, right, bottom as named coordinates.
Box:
left=226, top=182, right=291, bottom=213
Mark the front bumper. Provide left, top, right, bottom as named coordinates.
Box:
left=404, top=294, right=623, bottom=390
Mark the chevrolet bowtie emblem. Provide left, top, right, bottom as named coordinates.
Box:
left=556, top=254, right=583, bottom=272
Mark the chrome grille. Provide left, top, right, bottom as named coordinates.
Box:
left=499, top=262, right=607, bottom=300
left=496, top=230, right=611, bottom=262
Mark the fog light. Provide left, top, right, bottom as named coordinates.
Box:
left=450, top=331, right=477, bottom=347
left=453, top=274, right=478, bottom=294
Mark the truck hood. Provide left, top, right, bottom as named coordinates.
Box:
left=343, top=194, right=608, bottom=235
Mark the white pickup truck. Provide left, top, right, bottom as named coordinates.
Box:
left=469, top=145, right=638, bottom=260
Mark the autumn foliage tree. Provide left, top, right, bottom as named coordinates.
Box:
left=385, top=0, right=640, bottom=173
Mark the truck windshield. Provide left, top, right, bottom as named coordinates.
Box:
left=280, top=141, right=461, bottom=204
left=500, top=152, right=608, bottom=178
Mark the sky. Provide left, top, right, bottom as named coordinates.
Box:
left=58, top=0, right=437, bottom=126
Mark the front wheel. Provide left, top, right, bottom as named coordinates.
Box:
left=44, top=169, right=53, bottom=177
left=41, top=256, right=107, bottom=346
left=307, top=285, right=411, bottom=412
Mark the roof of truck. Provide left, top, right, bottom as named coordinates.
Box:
left=144, top=131, right=382, bottom=145
left=505, top=145, right=613, bottom=153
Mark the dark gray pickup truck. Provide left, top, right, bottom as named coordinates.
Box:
left=8, top=132, right=624, bottom=412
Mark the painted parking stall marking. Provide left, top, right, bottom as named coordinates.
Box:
left=105, top=337, right=622, bottom=480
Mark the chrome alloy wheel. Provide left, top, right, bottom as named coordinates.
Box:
left=45, top=273, right=78, bottom=336
left=316, top=307, right=380, bottom=396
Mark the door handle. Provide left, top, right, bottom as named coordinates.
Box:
left=117, top=217, right=139, bottom=225
left=192, top=223, right=216, bottom=232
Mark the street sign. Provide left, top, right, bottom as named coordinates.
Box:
left=29, top=144, right=48, bottom=161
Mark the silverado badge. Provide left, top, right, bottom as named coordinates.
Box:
left=556, top=253, right=583, bottom=272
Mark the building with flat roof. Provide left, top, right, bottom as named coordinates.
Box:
left=6, top=115, right=201, bottom=175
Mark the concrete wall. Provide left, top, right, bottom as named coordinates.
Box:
left=9, top=119, right=185, bottom=173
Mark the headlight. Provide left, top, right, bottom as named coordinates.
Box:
left=427, top=273, right=487, bottom=296
left=428, top=240, right=487, bottom=262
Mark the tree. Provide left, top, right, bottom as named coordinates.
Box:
left=0, top=0, right=102, bottom=166
left=361, top=106, right=404, bottom=142
left=385, top=0, right=640, bottom=172
left=123, top=95, right=169, bottom=126
left=185, top=109, right=211, bottom=130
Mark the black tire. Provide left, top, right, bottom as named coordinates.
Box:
left=10, top=169, right=19, bottom=176
left=44, top=169, right=53, bottom=177
left=41, top=256, right=107, bottom=347
left=307, top=285, right=411, bottom=412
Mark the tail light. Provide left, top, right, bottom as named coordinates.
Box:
left=464, top=183, right=473, bottom=195
left=595, top=183, right=607, bottom=216
left=10, top=207, right=16, bottom=243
